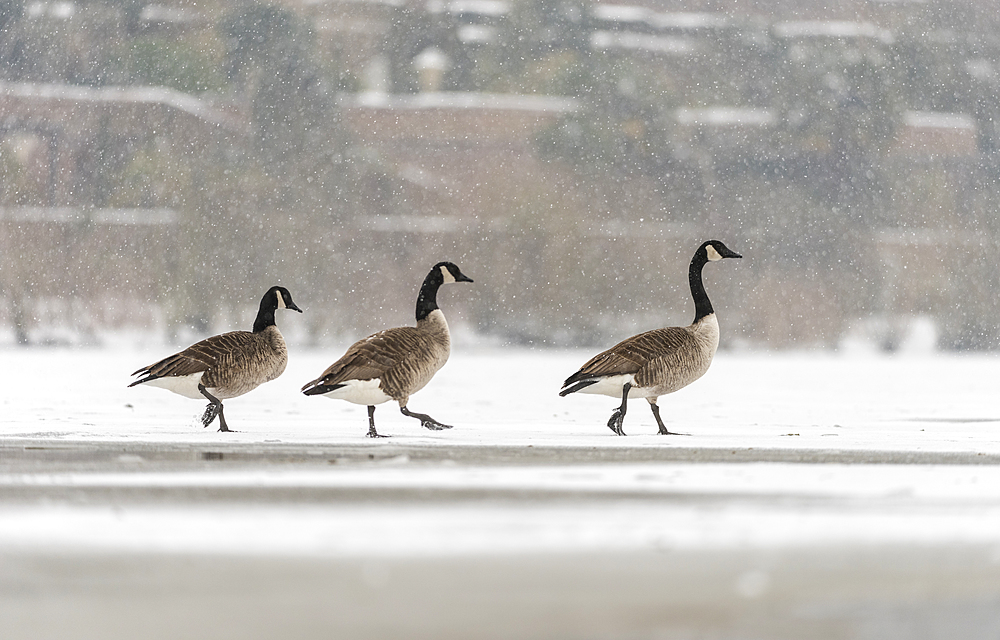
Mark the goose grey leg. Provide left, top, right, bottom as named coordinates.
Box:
left=607, top=383, right=630, bottom=436
left=366, top=405, right=389, bottom=438
left=400, top=406, right=453, bottom=431
left=649, top=399, right=688, bottom=435
left=216, top=405, right=231, bottom=432
left=650, top=401, right=675, bottom=435
left=198, top=384, right=231, bottom=432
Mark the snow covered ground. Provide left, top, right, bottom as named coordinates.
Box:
left=2, top=345, right=1000, bottom=639
left=5, top=344, right=999, bottom=451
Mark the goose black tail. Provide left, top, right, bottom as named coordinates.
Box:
left=559, top=380, right=598, bottom=397
left=302, top=382, right=346, bottom=396
left=128, top=373, right=155, bottom=388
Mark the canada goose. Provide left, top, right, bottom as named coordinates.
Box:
left=129, top=286, right=302, bottom=432
left=301, top=262, right=473, bottom=438
left=560, top=240, right=741, bottom=435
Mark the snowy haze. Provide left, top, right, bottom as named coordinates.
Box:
left=4, top=0, right=1000, bottom=635
left=3, top=0, right=1000, bottom=350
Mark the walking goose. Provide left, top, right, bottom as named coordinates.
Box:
left=560, top=240, right=741, bottom=435
left=301, top=262, right=473, bottom=438
left=129, top=286, right=302, bottom=432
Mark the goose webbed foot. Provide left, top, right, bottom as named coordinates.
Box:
left=656, top=426, right=690, bottom=436
left=421, top=420, right=453, bottom=431
left=606, top=382, right=631, bottom=436
left=650, top=402, right=685, bottom=436
left=400, top=406, right=453, bottom=431
left=201, top=403, right=219, bottom=428
left=198, top=384, right=233, bottom=432
left=200, top=404, right=234, bottom=432
left=607, top=409, right=626, bottom=436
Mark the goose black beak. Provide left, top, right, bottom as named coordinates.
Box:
left=457, top=274, right=474, bottom=283
left=288, top=303, right=303, bottom=313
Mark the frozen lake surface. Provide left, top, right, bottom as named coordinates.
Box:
left=6, top=345, right=1000, bottom=451
left=2, top=346, right=1000, bottom=639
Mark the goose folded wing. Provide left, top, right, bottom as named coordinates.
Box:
left=632, top=329, right=706, bottom=387
left=314, top=327, right=421, bottom=385
left=130, top=333, right=239, bottom=382
left=563, top=327, right=691, bottom=386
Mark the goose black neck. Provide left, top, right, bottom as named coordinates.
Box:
left=253, top=300, right=277, bottom=333
left=415, top=271, right=443, bottom=322
left=689, top=251, right=714, bottom=323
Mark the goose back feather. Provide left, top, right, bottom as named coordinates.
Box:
left=131, top=326, right=290, bottom=399
left=562, top=314, right=719, bottom=398
left=305, top=309, right=451, bottom=404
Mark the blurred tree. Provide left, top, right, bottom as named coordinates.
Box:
left=536, top=55, right=692, bottom=218
left=383, top=5, right=442, bottom=93
left=197, top=2, right=382, bottom=337
left=219, top=3, right=330, bottom=167
left=773, top=42, right=898, bottom=216
left=75, top=114, right=136, bottom=208
left=105, top=0, right=145, bottom=37
left=123, top=38, right=225, bottom=93
left=0, top=0, right=24, bottom=80
left=0, top=0, right=21, bottom=32
left=492, top=0, right=590, bottom=94
left=890, top=35, right=972, bottom=113
left=497, top=0, right=588, bottom=72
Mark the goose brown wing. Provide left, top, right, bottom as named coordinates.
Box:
left=309, top=327, right=421, bottom=386
left=130, top=331, right=253, bottom=384
left=562, top=326, right=692, bottom=387
left=632, top=328, right=710, bottom=390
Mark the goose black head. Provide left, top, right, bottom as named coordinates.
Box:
left=689, top=241, right=740, bottom=322
left=268, top=286, right=303, bottom=313
left=701, top=240, right=742, bottom=262
left=416, top=262, right=474, bottom=321
left=255, top=286, right=302, bottom=332
left=434, top=262, right=474, bottom=285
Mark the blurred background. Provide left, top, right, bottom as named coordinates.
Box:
left=1, top=0, right=998, bottom=351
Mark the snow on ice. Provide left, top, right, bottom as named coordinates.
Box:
left=1, top=346, right=999, bottom=559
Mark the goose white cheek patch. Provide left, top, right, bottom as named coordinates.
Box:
left=440, top=266, right=456, bottom=284
left=276, top=291, right=287, bottom=309
left=706, top=245, right=723, bottom=261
